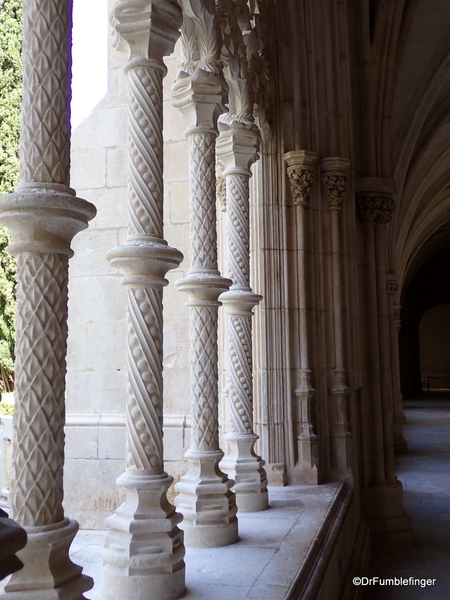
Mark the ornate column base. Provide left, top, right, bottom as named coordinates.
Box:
left=102, top=472, right=185, bottom=600
left=175, top=450, right=238, bottom=547
left=1, top=519, right=92, bottom=600
left=220, top=434, right=269, bottom=512
left=289, top=379, right=319, bottom=485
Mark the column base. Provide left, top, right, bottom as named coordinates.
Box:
left=393, top=422, right=408, bottom=454
left=1, top=518, right=92, bottom=600
left=174, top=450, right=238, bottom=547
left=363, top=480, right=413, bottom=550
left=220, top=434, right=269, bottom=512
left=101, top=471, right=185, bottom=600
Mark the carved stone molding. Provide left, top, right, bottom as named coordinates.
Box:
left=102, top=3, right=185, bottom=599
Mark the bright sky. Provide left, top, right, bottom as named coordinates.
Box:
left=71, top=0, right=109, bottom=130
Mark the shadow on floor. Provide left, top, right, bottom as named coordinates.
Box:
left=364, top=393, right=450, bottom=599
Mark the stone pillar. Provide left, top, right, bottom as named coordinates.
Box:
left=0, top=0, right=96, bottom=598
left=320, top=158, right=352, bottom=479
left=101, top=3, right=185, bottom=599
left=172, top=69, right=237, bottom=547
left=284, top=151, right=319, bottom=484
left=386, top=275, right=408, bottom=453
left=217, top=123, right=268, bottom=512
left=356, top=178, right=411, bottom=546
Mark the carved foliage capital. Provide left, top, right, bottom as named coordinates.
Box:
left=178, top=0, right=221, bottom=75
left=113, top=0, right=182, bottom=61
left=321, top=172, right=347, bottom=209
left=386, top=274, right=399, bottom=297
left=287, top=168, right=315, bottom=206
left=357, top=192, right=395, bottom=223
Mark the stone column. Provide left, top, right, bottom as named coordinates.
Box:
left=0, top=0, right=96, bottom=598
left=217, top=123, right=268, bottom=512
left=101, top=2, right=185, bottom=599
left=320, top=158, right=352, bottom=479
left=356, top=178, right=411, bottom=545
left=386, top=275, right=408, bottom=453
left=172, top=69, right=237, bottom=547
left=284, top=150, right=319, bottom=484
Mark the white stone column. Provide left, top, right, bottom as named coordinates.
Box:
left=320, top=158, right=352, bottom=479
left=284, top=151, right=319, bottom=484
left=0, top=0, right=96, bottom=598
left=101, top=2, right=185, bottom=599
left=217, top=123, right=268, bottom=512
left=172, top=69, right=238, bottom=547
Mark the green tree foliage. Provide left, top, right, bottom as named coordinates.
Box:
left=0, top=0, right=21, bottom=392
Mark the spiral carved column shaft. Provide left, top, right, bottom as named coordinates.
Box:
left=102, top=2, right=185, bottom=597
left=284, top=151, right=319, bottom=484
left=0, top=1, right=96, bottom=598
left=218, top=126, right=268, bottom=512
left=172, top=69, right=237, bottom=548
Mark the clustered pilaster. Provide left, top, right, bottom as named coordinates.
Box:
left=321, top=158, right=352, bottom=478
left=285, top=150, right=319, bottom=484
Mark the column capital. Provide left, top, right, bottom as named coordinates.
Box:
left=113, top=0, right=182, bottom=63
left=386, top=273, right=399, bottom=297
left=355, top=177, right=396, bottom=223
left=319, top=157, right=350, bottom=210
left=284, top=150, right=316, bottom=207
left=216, top=122, right=260, bottom=176
left=172, top=69, right=223, bottom=136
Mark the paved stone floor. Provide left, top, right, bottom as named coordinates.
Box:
left=365, top=394, right=450, bottom=599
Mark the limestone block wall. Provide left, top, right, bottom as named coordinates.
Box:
left=65, top=38, right=193, bottom=528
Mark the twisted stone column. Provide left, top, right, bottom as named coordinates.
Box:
left=321, top=158, right=352, bottom=479
left=172, top=69, right=237, bottom=547
left=101, top=2, right=185, bottom=599
left=0, top=1, right=96, bottom=598
left=356, top=177, right=411, bottom=545
left=218, top=123, right=268, bottom=512
left=284, top=151, right=319, bottom=484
